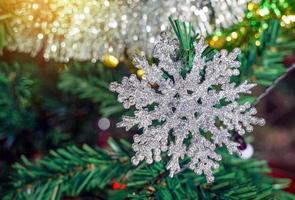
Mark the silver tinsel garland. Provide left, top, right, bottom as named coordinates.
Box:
left=6, top=0, right=250, bottom=62
left=110, top=34, right=264, bottom=182
left=124, top=0, right=249, bottom=55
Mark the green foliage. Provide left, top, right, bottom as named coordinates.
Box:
left=0, top=60, right=115, bottom=164
left=3, top=139, right=294, bottom=200
left=169, top=18, right=197, bottom=71
left=0, top=62, right=37, bottom=138
left=0, top=61, right=78, bottom=149
left=58, top=62, right=124, bottom=117
left=238, top=19, right=294, bottom=86
left=169, top=18, right=217, bottom=76
left=3, top=142, right=124, bottom=199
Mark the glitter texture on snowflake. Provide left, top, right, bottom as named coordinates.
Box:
left=109, top=34, right=265, bottom=182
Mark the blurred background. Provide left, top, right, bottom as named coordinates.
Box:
left=0, top=0, right=295, bottom=199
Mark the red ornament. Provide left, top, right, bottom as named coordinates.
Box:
left=112, top=181, right=127, bottom=190
left=112, top=182, right=121, bottom=190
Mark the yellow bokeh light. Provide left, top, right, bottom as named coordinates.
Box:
left=255, top=41, right=261, bottom=46
left=226, top=36, right=232, bottom=42
left=248, top=3, right=255, bottom=11
left=231, top=32, right=238, bottom=39
left=212, top=35, right=219, bottom=41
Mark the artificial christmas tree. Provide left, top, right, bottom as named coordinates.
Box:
left=0, top=0, right=295, bottom=199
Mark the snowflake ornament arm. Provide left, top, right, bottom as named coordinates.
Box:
left=110, top=34, right=265, bottom=183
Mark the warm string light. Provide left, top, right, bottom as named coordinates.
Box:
left=281, top=15, right=295, bottom=26
left=5, top=0, right=251, bottom=63
left=208, top=1, right=295, bottom=49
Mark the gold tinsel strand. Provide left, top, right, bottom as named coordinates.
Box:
left=3, top=0, right=251, bottom=63
left=5, top=0, right=127, bottom=62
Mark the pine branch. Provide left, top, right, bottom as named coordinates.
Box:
left=3, top=139, right=130, bottom=200
left=236, top=19, right=295, bottom=106
left=3, top=139, right=294, bottom=200
left=0, top=61, right=74, bottom=148
left=169, top=18, right=217, bottom=76
left=58, top=62, right=125, bottom=117
left=238, top=19, right=294, bottom=86
left=0, top=62, right=37, bottom=138
left=169, top=18, right=196, bottom=69
left=255, top=63, right=295, bottom=105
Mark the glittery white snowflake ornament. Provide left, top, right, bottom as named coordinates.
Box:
left=109, top=34, right=265, bottom=183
